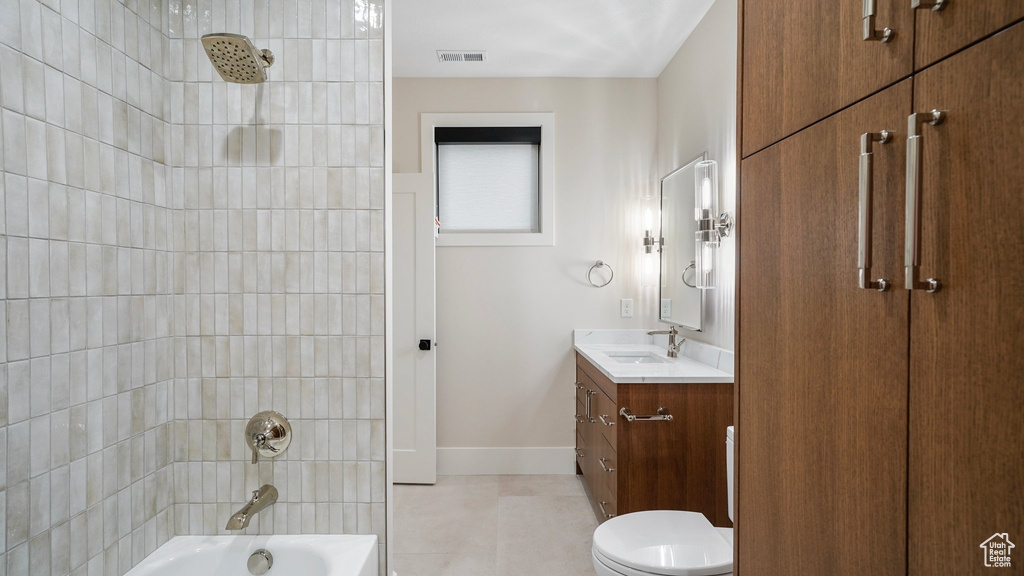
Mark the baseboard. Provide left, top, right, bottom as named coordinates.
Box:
left=436, top=446, right=576, bottom=475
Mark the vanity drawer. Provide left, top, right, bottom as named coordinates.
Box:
left=598, top=471, right=618, bottom=520
left=575, top=429, right=587, bottom=465
left=598, top=435, right=618, bottom=498
left=576, top=353, right=617, bottom=403
left=598, top=487, right=618, bottom=520
left=594, top=389, right=617, bottom=451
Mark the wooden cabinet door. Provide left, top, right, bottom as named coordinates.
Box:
left=909, top=22, right=1024, bottom=575
left=915, top=1, right=1024, bottom=69
left=738, top=80, right=911, bottom=575
left=742, top=0, right=913, bottom=156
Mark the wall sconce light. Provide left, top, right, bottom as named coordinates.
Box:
left=641, top=204, right=661, bottom=287
left=694, top=160, right=733, bottom=289
left=643, top=207, right=660, bottom=254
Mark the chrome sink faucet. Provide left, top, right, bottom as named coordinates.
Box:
left=226, top=484, right=278, bottom=530
left=647, top=326, right=681, bottom=358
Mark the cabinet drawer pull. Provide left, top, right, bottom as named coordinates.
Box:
left=862, top=0, right=894, bottom=43
left=598, top=414, right=614, bottom=426
left=619, top=406, right=674, bottom=422
left=574, top=414, right=585, bottom=424
left=858, top=130, right=892, bottom=292
left=599, top=457, right=615, bottom=473
left=598, top=500, right=616, bottom=519
left=575, top=382, right=584, bottom=391
left=575, top=447, right=584, bottom=458
left=904, top=110, right=946, bottom=293
left=911, top=0, right=946, bottom=11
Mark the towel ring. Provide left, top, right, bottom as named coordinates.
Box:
left=588, top=261, right=614, bottom=288
left=681, top=261, right=697, bottom=288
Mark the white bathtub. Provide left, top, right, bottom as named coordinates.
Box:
left=125, top=535, right=379, bottom=576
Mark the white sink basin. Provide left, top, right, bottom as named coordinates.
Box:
left=606, top=351, right=668, bottom=364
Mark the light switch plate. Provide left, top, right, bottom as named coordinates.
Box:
left=660, top=299, right=672, bottom=317
left=620, top=299, right=633, bottom=318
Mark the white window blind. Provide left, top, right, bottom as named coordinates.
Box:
left=436, top=143, right=540, bottom=234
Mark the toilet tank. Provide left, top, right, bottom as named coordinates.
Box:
left=726, top=426, right=734, bottom=523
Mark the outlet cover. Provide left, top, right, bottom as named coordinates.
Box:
left=660, top=299, right=672, bottom=317
left=620, top=299, right=633, bottom=318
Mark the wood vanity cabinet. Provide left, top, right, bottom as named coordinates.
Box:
left=574, top=353, right=733, bottom=527
left=738, top=5, right=1024, bottom=575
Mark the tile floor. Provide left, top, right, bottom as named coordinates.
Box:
left=393, top=475, right=599, bottom=576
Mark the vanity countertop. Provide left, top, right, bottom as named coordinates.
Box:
left=573, top=329, right=734, bottom=384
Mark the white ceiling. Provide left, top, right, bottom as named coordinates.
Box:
left=392, top=0, right=716, bottom=78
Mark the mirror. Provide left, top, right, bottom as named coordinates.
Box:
left=658, top=153, right=706, bottom=331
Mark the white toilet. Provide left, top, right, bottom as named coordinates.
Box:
left=592, top=426, right=735, bottom=576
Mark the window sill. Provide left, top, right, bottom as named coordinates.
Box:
left=436, top=231, right=554, bottom=247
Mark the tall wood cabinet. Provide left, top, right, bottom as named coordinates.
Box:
left=738, top=4, right=1023, bottom=575
left=742, top=1, right=1024, bottom=156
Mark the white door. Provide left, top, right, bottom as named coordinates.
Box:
left=392, top=172, right=437, bottom=484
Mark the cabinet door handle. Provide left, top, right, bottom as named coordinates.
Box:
left=586, top=390, right=595, bottom=422
left=862, top=0, right=894, bottom=42
left=598, top=501, right=616, bottom=519
left=911, top=0, right=946, bottom=11
left=619, top=407, right=674, bottom=422
left=598, top=414, right=614, bottom=426
left=599, top=458, right=615, bottom=473
left=905, top=110, right=946, bottom=293
left=858, top=130, right=893, bottom=291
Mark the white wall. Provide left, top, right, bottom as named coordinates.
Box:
left=657, top=0, right=739, bottom=351
left=393, top=78, right=658, bottom=470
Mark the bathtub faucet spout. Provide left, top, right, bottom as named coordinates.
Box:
left=226, top=484, right=278, bottom=530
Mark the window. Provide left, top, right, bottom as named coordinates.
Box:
left=436, top=127, right=540, bottom=234
left=421, top=113, right=555, bottom=246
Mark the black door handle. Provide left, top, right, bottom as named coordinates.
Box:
left=418, top=339, right=432, bottom=351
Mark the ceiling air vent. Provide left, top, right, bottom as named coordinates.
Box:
left=437, top=50, right=487, bottom=63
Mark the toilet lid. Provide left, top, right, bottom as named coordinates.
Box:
left=592, top=511, right=733, bottom=576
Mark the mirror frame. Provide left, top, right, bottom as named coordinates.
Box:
left=658, top=152, right=707, bottom=332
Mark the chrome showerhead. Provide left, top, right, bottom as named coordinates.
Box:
left=201, top=33, right=275, bottom=84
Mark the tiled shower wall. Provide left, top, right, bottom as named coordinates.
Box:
left=0, top=0, right=387, bottom=574
left=163, top=0, right=387, bottom=568
left=0, top=0, right=178, bottom=574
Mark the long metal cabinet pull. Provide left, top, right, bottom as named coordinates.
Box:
left=859, top=130, right=893, bottom=291
left=598, top=501, right=615, bottom=519
left=599, top=458, right=615, bottom=473
left=862, top=0, right=894, bottom=42
left=905, top=110, right=946, bottom=293
left=586, top=390, right=595, bottom=423
left=619, top=407, right=674, bottom=422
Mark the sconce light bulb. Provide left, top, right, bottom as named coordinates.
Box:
left=701, top=242, right=714, bottom=273
left=695, top=160, right=719, bottom=221
left=644, top=208, right=654, bottom=232
left=701, top=177, right=713, bottom=213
